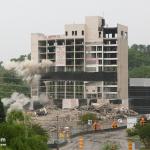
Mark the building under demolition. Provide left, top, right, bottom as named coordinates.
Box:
left=31, top=16, right=128, bottom=107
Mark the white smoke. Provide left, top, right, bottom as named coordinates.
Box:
left=2, top=92, right=30, bottom=112
left=2, top=92, right=50, bottom=112
left=2, top=59, right=53, bottom=111
left=3, top=59, right=53, bottom=85
left=39, top=93, right=49, bottom=105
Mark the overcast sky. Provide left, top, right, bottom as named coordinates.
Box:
left=0, top=0, right=149, bottom=62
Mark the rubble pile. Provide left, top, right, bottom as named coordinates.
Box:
left=30, top=103, right=138, bottom=136
left=86, top=103, right=138, bottom=119
left=31, top=109, right=80, bottom=136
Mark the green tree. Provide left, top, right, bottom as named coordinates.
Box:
left=126, top=128, right=137, bottom=137
left=135, top=121, right=150, bottom=149
left=10, top=54, right=31, bottom=62
left=129, top=44, right=150, bottom=78
left=6, top=110, right=25, bottom=124
left=0, top=147, right=12, bottom=150
left=102, top=142, right=119, bottom=150
left=80, top=113, right=97, bottom=124
left=0, top=99, right=5, bottom=123
left=0, top=64, right=30, bottom=98
left=0, top=111, right=48, bottom=150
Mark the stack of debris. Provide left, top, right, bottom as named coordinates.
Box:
left=29, top=102, right=138, bottom=137
left=84, top=103, right=138, bottom=119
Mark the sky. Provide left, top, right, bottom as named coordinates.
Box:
left=0, top=0, right=150, bottom=62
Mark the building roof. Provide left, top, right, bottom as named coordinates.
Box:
left=130, top=78, right=150, bottom=87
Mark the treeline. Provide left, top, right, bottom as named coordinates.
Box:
left=129, top=44, right=150, bottom=78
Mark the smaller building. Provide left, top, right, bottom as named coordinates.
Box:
left=129, top=78, right=150, bottom=114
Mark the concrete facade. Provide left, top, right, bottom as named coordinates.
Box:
left=31, top=16, right=128, bottom=107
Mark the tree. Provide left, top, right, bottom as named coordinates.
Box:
left=0, top=147, right=12, bottom=150
left=0, top=64, right=30, bottom=98
left=6, top=110, right=25, bottom=124
left=135, top=120, right=150, bottom=149
left=10, top=54, right=31, bottom=62
left=0, top=99, right=5, bottom=123
left=80, top=113, right=97, bottom=125
left=129, top=66, right=150, bottom=78
left=129, top=44, right=150, bottom=78
left=0, top=110, right=49, bottom=150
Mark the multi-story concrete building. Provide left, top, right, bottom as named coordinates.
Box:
left=31, top=16, right=128, bottom=107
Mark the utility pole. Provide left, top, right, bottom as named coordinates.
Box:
left=56, top=115, right=59, bottom=150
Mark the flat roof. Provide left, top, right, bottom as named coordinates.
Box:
left=130, top=78, right=150, bottom=87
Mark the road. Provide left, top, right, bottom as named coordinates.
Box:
left=59, top=129, right=128, bottom=150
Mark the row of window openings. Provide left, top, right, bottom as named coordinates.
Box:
left=40, top=51, right=115, bottom=57
left=39, top=47, right=84, bottom=53
left=104, top=40, right=117, bottom=45
left=40, top=46, right=84, bottom=53
left=87, top=94, right=101, bottom=99
left=44, top=82, right=116, bottom=87
left=43, top=87, right=117, bottom=93
left=86, top=87, right=117, bottom=93
left=48, top=93, right=84, bottom=99
left=40, top=46, right=117, bottom=53
left=65, top=30, right=84, bottom=36
left=85, top=66, right=117, bottom=72
left=66, top=47, right=84, bottom=51
left=67, top=53, right=84, bottom=58
left=66, top=60, right=84, bottom=65
left=87, top=93, right=117, bottom=99
left=86, top=53, right=117, bottom=58
left=38, top=39, right=84, bottom=47
left=104, top=33, right=117, bottom=38
left=85, top=60, right=117, bottom=65
left=41, top=66, right=84, bottom=72
left=39, top=55, right=117, bottom=65
left=39, top=64, right=113, bottom=72
left=66, top=66, right=84, bottom=71
left=86, top=46, right=102, bottom=51
left=38, top=65, right=84, bottom=72
left=86, top=46, right=117, bottom=52
left=47, top=81, right=83, bottom=85
left=48, top=89, right=84, bottom=92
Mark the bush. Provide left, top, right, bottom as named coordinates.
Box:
left=135, top=122, right=150, bottom=149
left=6, top=110, right=25, bottom=123
left=126, top=128, right=137, bottom=137
left=102, top=142, right=119, bottom=150
left=80, top=113, right=97, bottom=124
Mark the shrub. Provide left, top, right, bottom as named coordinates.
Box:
left=126, top=128, right=137, bottom=137
left=102, top=142, right=119, bottom=150
left=135, top=122, right=150, bottom=149
left=80, top=113, right=97, bottom=124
